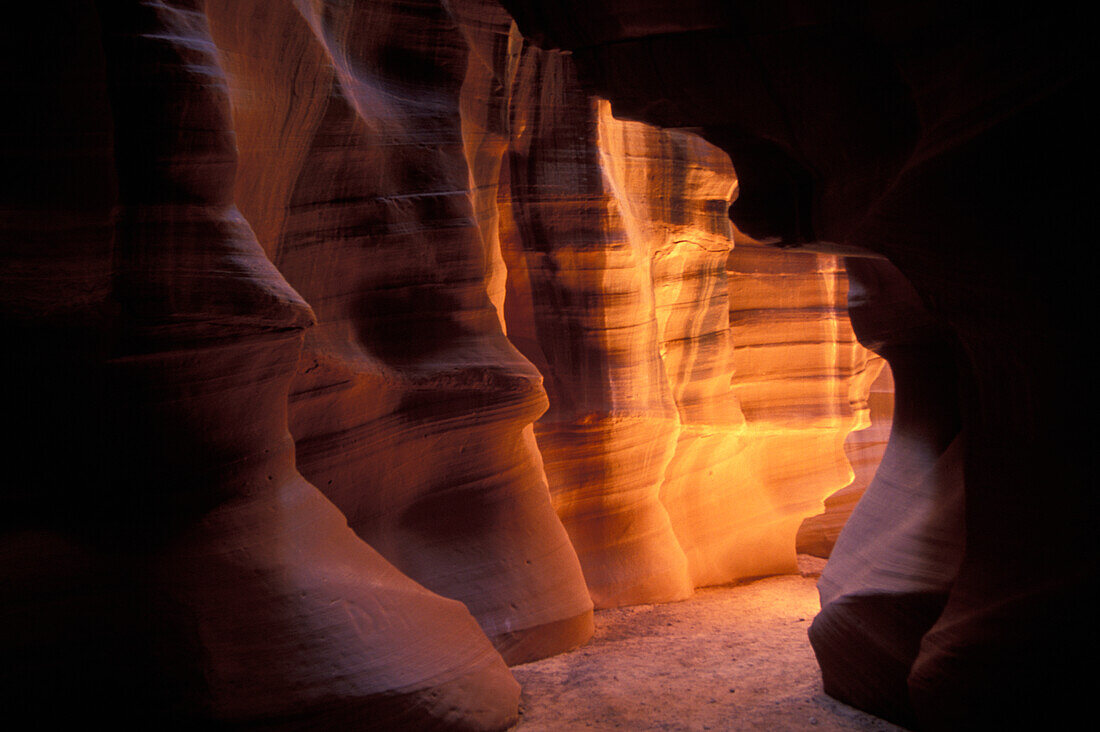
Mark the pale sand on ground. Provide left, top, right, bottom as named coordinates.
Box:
left=510, top=557, right=906, bottom=731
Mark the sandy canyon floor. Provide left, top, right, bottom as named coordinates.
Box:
left=510, top=557, right=905, bottom=731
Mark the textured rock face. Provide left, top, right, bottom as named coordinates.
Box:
left=811, top=259, right=964, bottom=727
left=205, top=0, right=593, bottom=666
left=500, top=0, right=1093, bottom=726
left=3, top=0, right=888, bottom=727
left=461, top=6, right=874, bottom=605
left=720, top=242, right=878, bottom=582
left=798, top=360, right=892, bottom=558
left=500, top=60, right=694, bottom=607
left=2, top=1, right=522, bottom=727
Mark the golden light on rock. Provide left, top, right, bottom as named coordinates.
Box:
left=6, top=0, right=1083, bottom=729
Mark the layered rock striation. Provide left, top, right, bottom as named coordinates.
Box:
left=2, top=1, right=522, bottom=728
left=4, top=0, right=892, bottom=728
left=797, top=359, right=892, bottom=559
left=500, top=0, right=1095, bottom=726
left=460, top=3, right=876, bottom=605
left=720, top=241, right=878, bottom=581
left=499, top=56, right=694, bottom=608
left=205, top=0, right=594, bottom=667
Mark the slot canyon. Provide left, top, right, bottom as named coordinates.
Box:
left=1, top=1, right=1091, bottom=729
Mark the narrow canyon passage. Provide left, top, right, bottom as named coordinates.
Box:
left=3, top=1, right=1088, bottom=729
left=511, top=563, right=903, bottom=732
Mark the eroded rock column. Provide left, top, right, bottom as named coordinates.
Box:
left=809, top=258, right=964, bottom=728
left=499, top=47, right=692, bottom=608
left=722, top=242, right=876, bottom=579
left=484, top=8, right=874, bottom=602
left=2, top=2, right=520, bottom=727
left=206, top=0, right=593, bottom=664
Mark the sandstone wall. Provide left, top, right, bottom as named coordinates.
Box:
left=2, top=2, right=522, bottom=728
left=457, top=1, right=877, bottom=605
left=797, top=359, right=892, bottom=558
left=3, top=0, right=885, bottom=727
left=498, top=0, right=1094, bottom=726
left=206, top=0, right=593, bottom=667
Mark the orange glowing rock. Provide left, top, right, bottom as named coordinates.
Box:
left=797, top=359, right=893, bottom=559
left=599, top=112, right=878, bottom=588
left=498, top=49, right=692, bottom=608
left=479, top=18, right=878, bottom=604
left=498, top=2, right=1094, bottom=725
left=19, top=1, right=1067, bottom=729
left=701, top=241, right=877, bottom=582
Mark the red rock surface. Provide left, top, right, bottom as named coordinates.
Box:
left=21, top=1, right=1089, bottom=730
left=2, top=2, right=522, bottom=727
left=499, top=60, right=694, bottom=608
left=205, top=0, right=593, bottom=667
left=715, top=241, right=878, bottom=584
left=810, top=258, right=965, bottom=727
left=471, top=18, right=876, bottom=605
left=500, top=0, right=1094, bottom=727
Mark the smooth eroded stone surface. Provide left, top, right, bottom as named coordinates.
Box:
left=715, top=241, right=878, bottom=582
left=811, top=259, right=964, bottom=727
left=206, top=0, right=593, bottom=664
left=601, top=114, right=877, bottom=588
left=498, top=46, right=692, bottom=608
left=2, top=2, right=519, bottom=727
left=22, top=1, right=1090, bottom=727
left=598, top=106, right=749, bottom=590
left=499, top=1, right=1094, bottom=725
left=797, top=359, right=893, bottom=559
left=479, top=11, right=875, bottom=603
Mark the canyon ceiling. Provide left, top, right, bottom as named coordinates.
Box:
left=1, top=1, right=1091, bottom=730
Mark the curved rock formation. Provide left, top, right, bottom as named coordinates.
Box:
left=204, top=0, right=593, bottom=665
left=499, top=50, right=693, bottom=608
left=483, top=20, right=872, bottom=604
left=797, top=359, right=892, bottom=558
left=720, top=241, right=877, bottom=582
left=22, top=0, right=1085, bottom=728
left=810, top=258, right=964, bottom=727
left=2, top=2, right=520, bottom=727
left=499, top=0, right=1094, bottom=726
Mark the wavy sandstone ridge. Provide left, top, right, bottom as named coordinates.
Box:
left=596, top=105, right=747, bottom=590
left=798, top=359, right=892, bottom=559
left=717, top=241, right=877, bottom=580
left=3, top=0, right=891, bottom=727
left=463, top=2, right=876, bottom=605
left=499, top=0, right=1093, bottom=726
left=3, top=1, right=521, bottom=728
left=600, top=115, right=878, bottom=588
left=206, top=0, right=593, bottom=665
left=810, top=259, right=964, bottom=727
left=498, top=48, right=692, bottom=608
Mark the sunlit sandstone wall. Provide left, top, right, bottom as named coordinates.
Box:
left=607, top=125, right=881, bottom=589
left=457, top=0, right=879, bottom=606
left=798, top=359, right=892, bottom=558
left=723, top=242, right=879, bottom=578
left=498, top=0, right=1094, bottom=727
left=599, top=106, right=750, bottom=591
left=500, top=54, right=694, bottom=608
left=4, top=0, right=881, bottom=726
